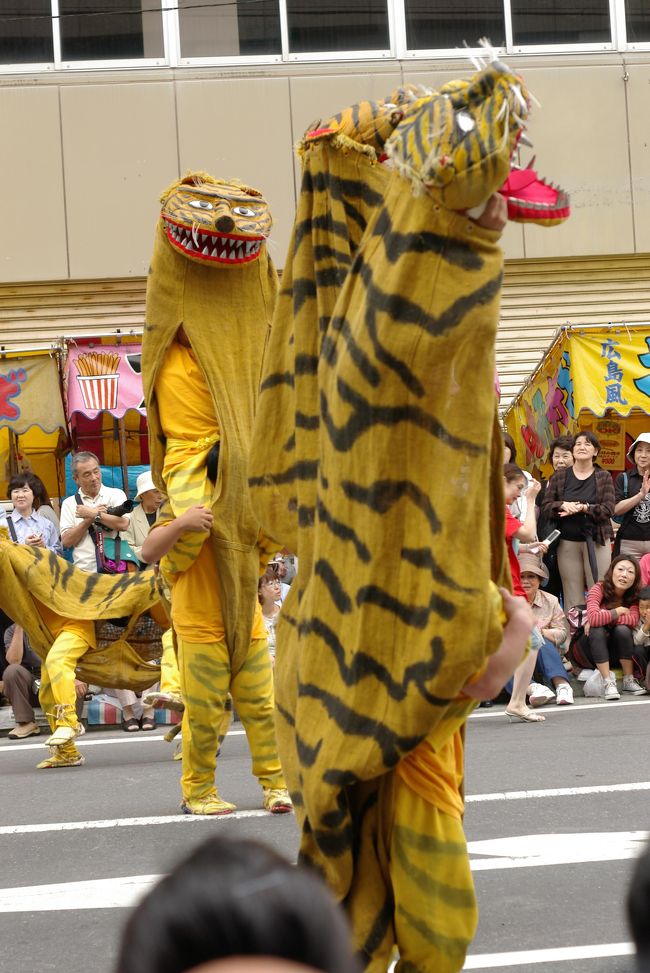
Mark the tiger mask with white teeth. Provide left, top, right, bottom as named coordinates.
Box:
left=160, top=173, right=272, bottom=266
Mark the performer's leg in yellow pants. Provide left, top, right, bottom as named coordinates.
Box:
left=346, top=772, right=477, bottom=973
left=38, top=631, right=90, bottom=767
left=160, top=628, right=181, bottom=696
left=178, top=636, right=285, bottom=808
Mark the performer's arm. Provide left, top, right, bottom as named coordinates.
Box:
left=140, top=505, right=213, bottom=563
left=462, top=589, right=534, bottom=700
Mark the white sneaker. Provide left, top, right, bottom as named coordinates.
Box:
left=603, top=675, right=620, bottom=701
left=622, top=675, right=647, bottom=696
left=555, top=683, right=574, bottom=705
left=528, top=683, right=555, bottom=707
left=577, top=669, right=595, bottom=682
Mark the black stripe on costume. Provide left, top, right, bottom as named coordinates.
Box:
left=297, top=614, right=447, bottom=704
left=295, top=411, right=319, bottom=431
left=296, top=683, right=427, bottom=766
left=321, top=379, right=486, bottom=455
left=372, top=208, right=484, bottom=270
left=260, top=370, right=294, bottom=391
left=357, top=584, right=457, bottom=624
left=328, top=316, right=381, bottom=386
left=314, top=558, right=353, bottom=613
left=304, top=168, right=384, bottom=209
left=316, top=498, right=371, bottom=562
left=292, top=277, right=317, bottom=315
left=400, top=547, right=478, bottom=593
left=248, top=459, right=318, bottom=487
left=294, top=214, right=351, bottom=253
left=313, top=244, right=353, bottom=268
left=341, top=478, right=441, bottom=534
left=295, top=353, right=319, bottom=375
left=295, top=729, right=324, bottom=767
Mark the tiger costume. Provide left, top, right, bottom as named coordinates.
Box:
left=250, top=56, right=567, bottom=971
left=141, top=172, right=291, bottom=816
left=0, top=532, right=161, bottom=767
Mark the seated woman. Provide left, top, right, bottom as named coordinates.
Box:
left=574, top=555, right=646, bottom=700
left=517, top=552, right=573, bottom=705
left=6, top=474, right=62, bottom=555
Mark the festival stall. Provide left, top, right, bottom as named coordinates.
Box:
left=65, top=342, right=148, bottom=493
left=0, top=350, right=68, bottom=499
left=504, top=323, right=650, bottom=477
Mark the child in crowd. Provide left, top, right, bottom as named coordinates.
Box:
left=632, top=585, right=650, bottom=687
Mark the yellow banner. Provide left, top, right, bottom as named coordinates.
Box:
left=0, top=355, right=66, bottom=436
left=504, top=327, right=650, bottom=474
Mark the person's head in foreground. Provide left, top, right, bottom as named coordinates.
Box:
left=628, top=839, right=650, bottom=971
left=115, top=836, right=361, bottom=973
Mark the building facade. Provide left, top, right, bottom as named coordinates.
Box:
left=1, top=1, right=649, bottom=408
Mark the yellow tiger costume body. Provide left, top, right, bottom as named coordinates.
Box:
left=0, top=532, right=161, bottom=766
left=142, top=172, right=289, bottom=814
left=250, top=59, right=560, bottom=969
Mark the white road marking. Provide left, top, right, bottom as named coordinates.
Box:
left=470, top=696, right=650, bottom=718
left=466, top=781, right=650, bottom=803
left=463, top=941, right=634, bottom=968
left=468, top=831, right=648, bottom=871
left=0, top=874, right=160, bottom=912
left=0, top=809, right=269, bottom=836
left=0, top=728, right=247, bottom=754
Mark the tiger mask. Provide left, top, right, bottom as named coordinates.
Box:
left=159, top=172, right=272, bottom=267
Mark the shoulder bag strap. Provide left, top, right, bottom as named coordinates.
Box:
left=6, top=517, right=17, bottom=542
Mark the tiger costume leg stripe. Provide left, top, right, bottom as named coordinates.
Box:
left=179, top=637, right=284, bottom=803
left=346, top=773, right=477, bottom=973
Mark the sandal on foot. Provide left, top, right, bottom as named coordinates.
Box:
left=505, top=708, right=546, bottom=723
left=140, top=717, right=156, bottom=731
left=122, top=718, right=140, bottom=732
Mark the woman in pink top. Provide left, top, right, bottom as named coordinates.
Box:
left=576, top=555, right=644, bottom=700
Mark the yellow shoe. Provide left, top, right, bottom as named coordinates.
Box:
left=181, top=793, right=236, bottom=816
left=173, top=741, right=183, bottom=761
left=142, top=691, right=184, bottom=713
left=37, top=750, right=85, bottom=769
left=262, top=788, right=293, bottom=814
left=46, top=722, right=85, bottom=747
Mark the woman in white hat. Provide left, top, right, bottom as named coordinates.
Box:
left=116, top=471, right=164, bottom=731
left=123, top=471, right=164, bottom=566
left=614, top=433, right=650, bottom=558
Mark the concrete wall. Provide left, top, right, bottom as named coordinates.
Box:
left=0, top=51, right=648, bottom=282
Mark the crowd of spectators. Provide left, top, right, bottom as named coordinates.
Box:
left=500, top=430, right=650, bottom=712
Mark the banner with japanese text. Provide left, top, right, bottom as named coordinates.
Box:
left=504, top=326, right=650, bottom=475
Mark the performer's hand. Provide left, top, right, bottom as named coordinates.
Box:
left=180, top=504, right=213, bottom=532
left=474, top=193, right=507, bottom=231
left=74, top=680, right=88, bottom=699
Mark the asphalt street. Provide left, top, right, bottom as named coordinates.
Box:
left=1, top=695, right=648, bottom=973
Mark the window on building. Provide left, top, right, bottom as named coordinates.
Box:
left=287, top=0, right=390, bottom=53
left=510, top=0, right=611, bottom=46
left=0, top=1, right=53, bottom=64
left=625, top=0, right=650, bottom=43
left=59, top=0, right=164, bottom=61
left=404, top=0, right=505, bottom=50
left=178, top=0, right=282, bottom=58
